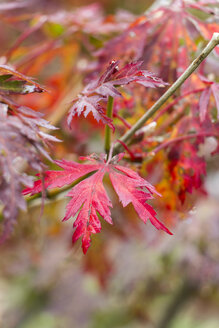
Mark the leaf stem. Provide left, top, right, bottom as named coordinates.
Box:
left=114, top=32, right=219, bottom=153
left=104, top=96, right=114, bottom=156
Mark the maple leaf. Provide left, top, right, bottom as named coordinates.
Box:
left=23, top=153, right=172, bottom=254
left=68, top=60, right=167, bottom=130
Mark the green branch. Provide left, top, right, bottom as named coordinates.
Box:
left=104, top=96, right=114, bottom=156
left=114, top=32, right=219, bottom=153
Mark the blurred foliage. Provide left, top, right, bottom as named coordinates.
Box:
left=1, top=186, right=219, bottom=327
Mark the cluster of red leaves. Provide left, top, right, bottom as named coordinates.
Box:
left=68, top=60, right=167, bottom=130
left=94, top=0, right=219, bottom=79
left=23, top=153, right=172, bottom=253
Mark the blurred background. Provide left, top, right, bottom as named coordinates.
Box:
left=16, top=0, right=156, bottom=14
left=0, top=0, right=219, bottom=327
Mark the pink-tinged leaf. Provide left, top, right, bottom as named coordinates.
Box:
left=211, top=84, right=219, bottom=119
left=199, top=87, right=211, bottom=122
left=23, top=154, right=172, bottom=253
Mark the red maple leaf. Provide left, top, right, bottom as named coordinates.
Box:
left=23, top=153, right=172, bottom=253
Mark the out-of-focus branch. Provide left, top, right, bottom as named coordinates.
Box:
left=157, top=280, right=198, bottom=328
